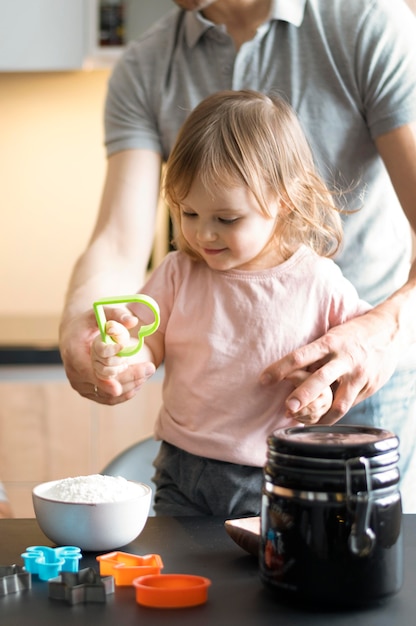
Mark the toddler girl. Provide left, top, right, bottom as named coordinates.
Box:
left=92, top=90, right=370, bottom=516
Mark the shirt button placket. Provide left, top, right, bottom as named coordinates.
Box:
left=218, top=37, right=235, bottom=89
left=232, top=43, right=257, bottom=91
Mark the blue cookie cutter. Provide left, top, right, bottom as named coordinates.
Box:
left=21, top=546, right=82, bottom=581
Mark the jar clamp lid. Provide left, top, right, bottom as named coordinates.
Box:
left=261, top=425, right=403, bottom=607
left=265, top=425, right=400, bottom=559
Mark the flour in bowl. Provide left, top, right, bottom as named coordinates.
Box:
left=44, top=474, right=145, bottom=503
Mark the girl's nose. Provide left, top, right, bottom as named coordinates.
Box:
left=196, top=223, right=217, bottom=242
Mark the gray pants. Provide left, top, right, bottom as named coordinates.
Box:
left=153, top=441, right=263, bottom=517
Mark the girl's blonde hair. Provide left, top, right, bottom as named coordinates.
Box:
left=164, top=89, right=343, bottom=260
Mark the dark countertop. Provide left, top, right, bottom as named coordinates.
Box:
left=0, top=315, right=60, bottom=364
left=0, top=347, right=62, bottom=365
left=0, top=515, right=415, bottom=625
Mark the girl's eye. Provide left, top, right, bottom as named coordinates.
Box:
left=218, top=217, right=239, bottom=224
left=181, top=211, right=197, bottom=218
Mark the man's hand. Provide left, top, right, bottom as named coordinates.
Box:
left=91, top=319, right=156, bottom=397
left=60, top=307, right=155, bottom=405
left=261, top=308, right=401, bottom=424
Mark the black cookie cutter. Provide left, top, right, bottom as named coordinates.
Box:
left=48, top=567, right=114, bottom=605
left=0, top=565, right=32, bottom=597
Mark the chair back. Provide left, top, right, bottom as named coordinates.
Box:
left=101, top=437, right=160, bottom=515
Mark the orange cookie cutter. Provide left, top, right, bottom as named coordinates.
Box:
left=133, top=573, right=211, bottom=608
left=96, top=552, right=163, bottom=586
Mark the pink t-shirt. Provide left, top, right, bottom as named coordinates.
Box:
left=141, top=246, right=370, bottom=467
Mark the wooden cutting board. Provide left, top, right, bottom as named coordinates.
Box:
left=224, top=516, right=260, bottom=556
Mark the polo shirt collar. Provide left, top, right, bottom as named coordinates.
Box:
left=270, top=0, right=306, bottom=26
left=185, top=0, right=307, bottom=47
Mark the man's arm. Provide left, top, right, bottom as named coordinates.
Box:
left=59, top=148, right=163, bottom=402
left=261, top=122, right=416, bottom=423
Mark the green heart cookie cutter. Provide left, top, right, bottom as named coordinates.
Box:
left=93, top=295, right=160, bottom=357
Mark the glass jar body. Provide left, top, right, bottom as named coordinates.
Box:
left=259, top=425, right=403, bottom=608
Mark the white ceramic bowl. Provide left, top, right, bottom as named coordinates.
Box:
left=32, top=478, right=152, bottom=551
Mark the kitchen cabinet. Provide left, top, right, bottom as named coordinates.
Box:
left=0, top=0, right=172, bottom=72
left=0, top=0, right=87, bottom=71
left=0, top=365, right=163, bottom=517
left=85, top=0, right=173, bottom=68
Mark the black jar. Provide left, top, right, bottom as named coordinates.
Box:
left=260, top=425, right=403, bottom=608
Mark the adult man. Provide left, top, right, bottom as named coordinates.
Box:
left=60, top=1, right=416, bottom=504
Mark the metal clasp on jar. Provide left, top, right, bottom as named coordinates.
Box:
left=346, top=456, right=376, bottom=558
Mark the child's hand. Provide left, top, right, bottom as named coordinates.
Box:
left=92, top=320, right=129, bottom=379
left=91, top=320, right=155, bottom=395
left=284, top=369, right=333, bottom=424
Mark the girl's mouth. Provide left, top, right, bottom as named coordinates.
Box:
left=202, top=248, right=226, bottom=255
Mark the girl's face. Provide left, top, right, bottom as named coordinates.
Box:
left=179, top=177, right=283, bottom=271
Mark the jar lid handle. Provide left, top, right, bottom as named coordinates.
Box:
left=346, top=456, right=376, bottom=558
